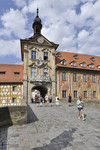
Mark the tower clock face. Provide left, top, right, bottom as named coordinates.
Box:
left=37, top=37, right=44, bottom=43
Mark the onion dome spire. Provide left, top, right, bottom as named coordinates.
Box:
left=32, top=8, right=42, bottom=36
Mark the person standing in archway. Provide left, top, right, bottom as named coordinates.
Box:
left=35, top=94, right=39, bottom=103
left=49, top=94, right=52, bottom=106
left=45, top=94, right=49, bottom=106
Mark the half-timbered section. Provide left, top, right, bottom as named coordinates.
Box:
left=0, top=65, right=23, bottom=106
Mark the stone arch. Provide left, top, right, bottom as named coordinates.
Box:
left=31, top=85, right=48, bottom=99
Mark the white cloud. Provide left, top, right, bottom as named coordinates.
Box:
left=78, top=30, right=89, bottom=41
left=0, top=0, right=100, bottom=59
left=1, top=8, right=29, bottom=38
left=12, top=0, right=27, bottom=8
left=0, top=39, right=21, bottom=58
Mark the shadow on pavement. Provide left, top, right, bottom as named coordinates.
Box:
left=31, top=128, right=77, bottom=150
left=27, top=104, right=39, bottom=123
left=0, top=126, right=9, bottom=150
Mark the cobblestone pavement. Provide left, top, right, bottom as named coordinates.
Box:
left=0, top=102, right=100, bottom=150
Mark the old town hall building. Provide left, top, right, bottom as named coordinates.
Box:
left=20, top=8, right=100, bottom=103
left=0, top=9, right=100, bottom=106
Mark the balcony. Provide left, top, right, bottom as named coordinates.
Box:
left=29, top=75, right=51, bottom=85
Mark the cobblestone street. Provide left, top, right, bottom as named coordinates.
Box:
left=0, top=102, right=100, bottom=150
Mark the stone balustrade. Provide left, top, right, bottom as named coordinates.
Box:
left=29, top=75, right=51, bottom=84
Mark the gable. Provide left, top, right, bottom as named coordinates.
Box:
left=20, top=34, right=59, bottom=61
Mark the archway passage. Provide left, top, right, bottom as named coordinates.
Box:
left=32, top=86, right=48, bottom=98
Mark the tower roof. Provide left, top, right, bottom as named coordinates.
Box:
left=33, top=8, right=41, bottom=24
left=32, top=8, right=42, bottom=35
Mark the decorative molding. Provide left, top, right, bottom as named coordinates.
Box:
left=29, top=75, right=51, bottom=85
left=36, top=57, right=47, bottom=68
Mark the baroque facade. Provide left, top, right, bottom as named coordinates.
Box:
left=0, top=65, right=23, bottom=106
left=20, top=9, right=100, bottom=103
left=20, top=9, right=58, bottom=103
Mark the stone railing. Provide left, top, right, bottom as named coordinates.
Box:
left=29, top=75, right=51, bottom=84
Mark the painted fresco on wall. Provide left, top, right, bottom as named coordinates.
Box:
left=57, top=71, right=100, bottom=100
left=73, top=82, right=78, bottom=89
left=68, top=73, right=71, bottom=93
left=78, top=74, right=82, bottom=88
left=99, top=78, right=100, bottom=93
left=88, top=75, right=92, bottom=88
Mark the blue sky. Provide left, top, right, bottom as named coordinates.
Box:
left=0, top=0, right=100, bottom=64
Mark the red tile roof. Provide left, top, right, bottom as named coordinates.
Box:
left=56, top=51, right=100, bottom=71
left=0, top=64, right=23, bottom=83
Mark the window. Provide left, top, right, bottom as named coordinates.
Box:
left=44, top=68, right=48, bottom=76
left=31, top=51, right=36, bottom=59
left=57, top=52, right=61, bottom=57
left=12, top=98, right=16, bottom=103
left=82, top=62, right=86, bottom=68
left=44, top=52, right=48, bottom=60
left=98, top=65, right=100, bottom=69
left=61, top=60, right=66, bottom=65
left=84, top=91, right=87, bottom=98
left=14, top=72, right=20, bottom=75
left=62, top=91, right=66, bottom=98
left=91, top=57, right=95, bottom=62
left=83, top=74, right=87, bottom=82
left=89, top=63, right=94, bottom=68
left=62, top=72, right=66, bottom=80
left=0, top=72, right=5, bottom=75
left=74, top=91, right=77, bottom=98
left=92, top=75, right=96, bottom=82
left=93, top=91, right=96, bottom=98
left=73, top=73, right=77, bottom=81
left=31, top=67, right=36, bottom=76
left=74, top=54, right=78, bottom=59
left=13, top=86, right=17, bottom=91
left=71, top=61, right=76, bottom=66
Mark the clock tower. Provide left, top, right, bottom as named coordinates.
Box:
left=20, top=9, right=59, bottom=103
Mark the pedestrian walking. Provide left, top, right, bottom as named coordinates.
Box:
left=49, top=94, right=52, bottom=106
left=77, top=96, right=85, bottom=121
left=39, top=95, right=43, bottom=106
left=45, top=94, right=49, bottom=106
left=68, top=94, right=72, bottom=106
left=55, top=96, right=59, bottom=105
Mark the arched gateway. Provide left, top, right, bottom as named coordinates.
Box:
left=32, top=85, right=47, bottom=99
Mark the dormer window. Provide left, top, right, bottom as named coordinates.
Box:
left=0, top=72, right=5, bottom=75
left=97, top=65, right=100, bottom=69
left=91, top=57, right=95, bottom=62
left=14, top=72, right=20, bottom=75
left=61, top=59, right=66, bottom=65
left=71, top=60, right=76, bottom=66
left=89, top=63, right=94, bottom=68
left=81, top=62, right=86, bottom=68
left=74, top=54, right=78, bottom=59
left=57, top=52, right=61, bottom=57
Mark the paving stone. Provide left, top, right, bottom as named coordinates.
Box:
left=0, top=102, right=100, bottom=150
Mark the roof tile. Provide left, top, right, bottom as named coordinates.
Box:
left=0, top=64, right=23, bottom=83
left=56, top=51, right=100, bottom=71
